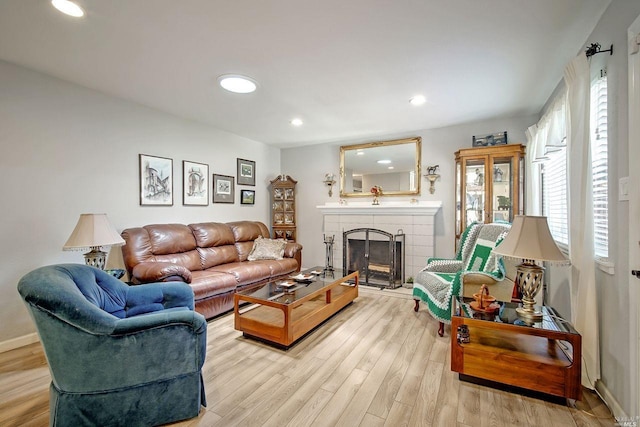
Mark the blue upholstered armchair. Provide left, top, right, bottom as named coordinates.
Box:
left=17, top=264, right=207, bottom=427
left=412, top=222, right=514, bottom=336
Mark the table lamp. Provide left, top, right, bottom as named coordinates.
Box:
left=63, top=213, right=125, bottom=270
left=492, top=215, right=569, bottom=321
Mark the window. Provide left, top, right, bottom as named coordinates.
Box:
left=591, top=74, right=608, bottom=259
left=538, top=96, right=569, bottom=251
left=538, top=73, right=609, bottom=259
left=542, top=147, right=569, bottom=249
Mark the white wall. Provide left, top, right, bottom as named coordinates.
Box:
left=282, top=116, right=537, bottom=270
left=0, top=60, right=280, bottom=343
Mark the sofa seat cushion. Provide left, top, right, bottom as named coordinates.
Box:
left=261, top=258, right=299, bottom=277
left=189, top=271, right=237, bottom=299
left=209, top=262, right=272, bottom=286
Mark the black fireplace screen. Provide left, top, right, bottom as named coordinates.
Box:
left=343, top=228, right=405, bottom=289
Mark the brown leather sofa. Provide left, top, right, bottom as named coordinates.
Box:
left=121, top=221, right=302, bottom=319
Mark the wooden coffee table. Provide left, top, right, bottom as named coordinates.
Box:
left=234, top=267, right=358, bottom=348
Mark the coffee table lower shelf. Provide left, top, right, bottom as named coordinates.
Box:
left=234, top=271, right=358, bottom=348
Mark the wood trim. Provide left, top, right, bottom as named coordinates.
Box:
left=0, top=332, right=39, bottom=354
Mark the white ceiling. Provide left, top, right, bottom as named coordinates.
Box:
left=0, top=0, right=610, bottom=148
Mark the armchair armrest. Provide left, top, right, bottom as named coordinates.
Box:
left=131, top=262, right=192, bottom=284
left=112, top=308, right=206, bottom=335
left=422, top=258, right=463, bottom=273
left=461, top=272, right=500, bottom=286
left=126, top=281, right=196, bottom=311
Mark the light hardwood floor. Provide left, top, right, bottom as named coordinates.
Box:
left=0, top=287, right=615, bottom=426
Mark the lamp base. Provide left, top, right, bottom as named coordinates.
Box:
left=515, top=306, right=543, bottom=322
left=515, top=261, right=545, bottom=322
left=83, top=247, right=107, bottom=270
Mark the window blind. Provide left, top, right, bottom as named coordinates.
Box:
left=591, top=74, right=608, bottom=258
left=542, top=147, right=569, bottom=249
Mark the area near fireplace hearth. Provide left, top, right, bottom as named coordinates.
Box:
left=317, top=201, right=442, bottom=284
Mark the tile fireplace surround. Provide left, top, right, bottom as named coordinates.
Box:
left=317, top=201, right=442, bottom=283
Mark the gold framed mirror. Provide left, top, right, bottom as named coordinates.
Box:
left=340, top=137, right=422, bottom=197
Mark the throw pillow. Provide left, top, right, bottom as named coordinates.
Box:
left=247, top=236, right=287, bottom=261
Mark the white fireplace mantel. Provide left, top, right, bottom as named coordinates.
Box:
left=316, top=200, right=442, bottom=216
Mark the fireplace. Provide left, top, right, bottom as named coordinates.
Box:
left=343, top=228, right=405, bottom=289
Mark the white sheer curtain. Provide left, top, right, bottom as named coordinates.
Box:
left=526, top=94, right=567, bottom=216
left=564, top=54, right=600, bottom=388
left=525, top=125, right=541, bottom=215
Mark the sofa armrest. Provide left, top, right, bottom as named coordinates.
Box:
left=284, top=242, right=303, bottom=258
left=131, top=262, right=192, bottom=284
left=126, top=281, right=196, bottom=311
left=284, top=242, right=303, bottom=272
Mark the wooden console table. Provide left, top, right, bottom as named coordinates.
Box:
left=450, top=297, right=582, bottom=401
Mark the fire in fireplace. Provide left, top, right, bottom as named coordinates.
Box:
left=343, top=228, right=405, bottom=289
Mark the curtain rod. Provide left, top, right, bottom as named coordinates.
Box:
left=585, top=43, right=613, bottom=58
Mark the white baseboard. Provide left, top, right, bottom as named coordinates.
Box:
left=596, top=380, right=627, bottom=420
left=0, top=332, right=40, bottom=354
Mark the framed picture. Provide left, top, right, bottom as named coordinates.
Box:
left=183, top=161, right=209, bottom=206
left=237, top=158, right=256, bottom=186
left=472, top=131, right=508, bottom=147
left=139, top=154, right=173, bottom=206
left=213, top=174, right=235, bottom=203
left=241, top=189, right=255, bottom=205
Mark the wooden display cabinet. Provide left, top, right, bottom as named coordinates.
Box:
left=270, top=175, right=297, bottom=242
left=454, top=144, right=525, bottom=249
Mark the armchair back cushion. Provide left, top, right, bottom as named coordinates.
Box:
left=413, top=222, right=512, bottom=324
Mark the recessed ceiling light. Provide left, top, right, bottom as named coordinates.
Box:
left=290, top=118, right=303, bottom=127
left=410, top=95, right=426, bottom=106
left=356, top=151, right=365, bottom=156
left=377, top=160, right=392, bottom=164
left=388, top=166, right=394, bottom=170
left=218, top=75, right=257, bottom=94
left=52, top=0, right=84, bottom=17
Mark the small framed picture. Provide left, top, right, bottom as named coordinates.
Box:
left=183, top=161, right=209, bottom=206
left=237, top=158, right=256, bottom=186
left=140, top=154, right=173, bottom=206
left=241, top=189, right=255, bottom=205
left=213, top=174, right=235, bottom=203
left=472, top=131, right=508, bottom=147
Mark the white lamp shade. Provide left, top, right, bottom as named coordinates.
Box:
left=493, top=215, right=569, bottom=263
left=63, top=213, right=125, bottom=250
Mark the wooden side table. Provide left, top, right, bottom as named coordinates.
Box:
left=450, top=297, right=582, bottom=401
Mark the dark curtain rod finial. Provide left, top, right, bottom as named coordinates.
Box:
left=585, top=43, right=613, bottom=58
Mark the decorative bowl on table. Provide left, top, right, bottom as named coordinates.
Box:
left=291, top=273, right=314, bottom=283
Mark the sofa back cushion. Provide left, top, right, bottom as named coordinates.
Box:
left=228, top=221, right=270, bottom=261
left=189, top=222, right=239, bottom=268
left=121, top=224, right=202, bottom=272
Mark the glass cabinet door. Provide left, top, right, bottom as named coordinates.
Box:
left=464, top=158, right=487, bottom=226
left=491, top=157, right=513, bottom=223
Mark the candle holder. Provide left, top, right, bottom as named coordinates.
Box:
left=324, top=234, right=335, bottom=272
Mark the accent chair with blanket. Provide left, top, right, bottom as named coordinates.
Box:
left=412, top=222, right=515, bottom=336
left=17, top=264, right=207, bottom=427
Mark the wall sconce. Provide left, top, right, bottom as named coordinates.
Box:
left=423, top=165, right=440, bottom=194
left=323, top=173, right=336, bottom=197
